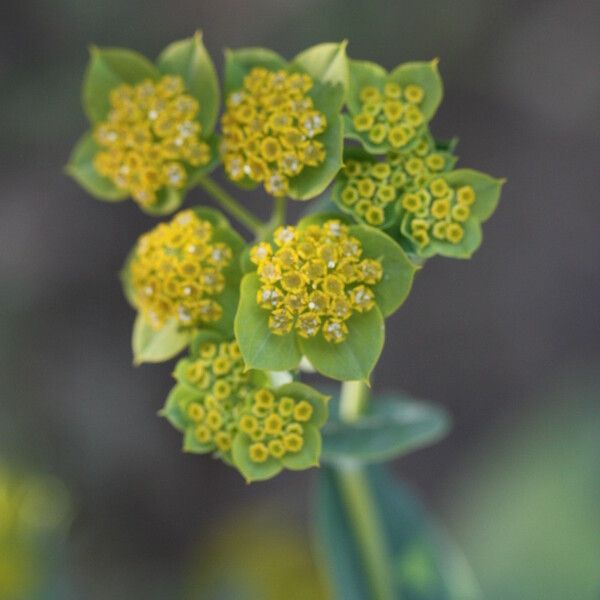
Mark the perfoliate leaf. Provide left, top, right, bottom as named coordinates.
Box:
left=65, top=133, right=127, bottom=201
left=157, top=32, right=221, bottom=136
left=132, top=314, right=193, bottom=364
left=317, top=465, right=481, bottom=600
left=83, top=47, right=159, bottom=123
left=321, top=393, right=450, bottom=465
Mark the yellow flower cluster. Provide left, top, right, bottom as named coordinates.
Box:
left=250, top=220, right=383, bottom=343
left=220, top=67, right=327, bottom=197
left=353, top=82, right=426, bottom=149
left=401, top=178, right=476, bottom=247
left=184, top=340, right=250, bottom=454
left=238, top=389, right=314, bottom=463
left=93, top=75, right=211, bottom=207
left=339, top=135, right=451, bottom=226
left=131, top=210, right=232, bottom=329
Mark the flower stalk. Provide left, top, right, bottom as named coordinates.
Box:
left=337, top=380, right=396, bottom=600
left=196, top=174, right=265, bottom=235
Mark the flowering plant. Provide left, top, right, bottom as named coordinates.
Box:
left=67, top=32, right=503, bottom=598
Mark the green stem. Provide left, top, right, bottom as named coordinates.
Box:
left=257, top=196, right=287, bottom=239
left=196, top=175, right=264, bottom=235
left=337, top=381, right=395, bottom=600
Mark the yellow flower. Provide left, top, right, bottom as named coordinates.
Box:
left=130, top=210, right=233, bottom=329
left=250, top=220, right=383, bottom=343
left=220, top=68, right=327, bottom=197
left=92, top=75, right=211, bottom=208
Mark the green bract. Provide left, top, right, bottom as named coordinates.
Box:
left=344, top=59, right=443, bottom=154
left=221, top=42, right=348, bottom=200
left=234, top=213, right=416, bottom=382
left=66, top=33, right=220, bottom=216
left=161, top=341, right=329, bottom=482
left=122, top=207, right=245, bottom=364
left=231, top=382, right=330, bottom=482
left=397, top=169, right=504, bottom=258
left=332, top=135, right=457, bottom=230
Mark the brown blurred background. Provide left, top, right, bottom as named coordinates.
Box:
left=1, top=0, right=599, bottom=598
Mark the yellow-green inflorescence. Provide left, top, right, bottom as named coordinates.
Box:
left=250, top=220, right=383, bottom=343
left=337, top=134, right=454, bottom=227
left=172, top=338, right=257, bottom=457
left=93, top=75, right=211, bottom=208
left=238, top=388, right=312, bottom=462
left=220, top=67, right=327, bottom=197
left=401, top=176, right=476, bottom=249
left=352, top=81, right=426, bottom=150
left=164, top=340, right=328, bottom=479
left=129, top=209, right=233, bottom=329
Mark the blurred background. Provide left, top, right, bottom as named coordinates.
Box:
left=1, top=0, right=599, bottom=598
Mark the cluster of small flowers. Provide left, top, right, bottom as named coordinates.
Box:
left=238, top=388, right=314, bottom=463
left=183, top=340, right=251, bottom=454
left=93, top=75, right=211, bottom=207
left=250, top=220, right=383, bottom=343
left=220, top=67, right=327, bottom=197
left=339, top=135, right=451, bottom=226
left=353, top=82, right=425, bottom=149
left=130, top=210, right=232, bottom=329
left=401, top=178, right=476, bottom=247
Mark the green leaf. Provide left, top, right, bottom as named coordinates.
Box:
left=347, top=59, right=387, bottom=114
left=231, top=434, right=283, bottom=482
left=281, top=424, right=321, bottom=470
left=444, top=169, right=504, bottom=222
left=65, top=132, right=127, bottom=201
left=132, top=314, right=192, bottom=364
left=139, top=186, right=185, bottom=217
left=389, top=60, right=444, bottom=121
left=83, top=46, right=159, bottom=123
left=160, top=383, right=199, bottom=431
left=234, top=273, right=302, bottom=371
left=223, top=47, right=287, bottom=95
left=317, top=465, right=481, bottom=600
left=349, top=224, right=417, bottom=317
left=299, top=307, right=385, bottom=382
left=290, top=41, right=349, bottom=113
left=157, top=32, right=221, bottom=136
left=287, top=114, right=344, bottom=200
left=321, top=394, right=450, bottom=465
